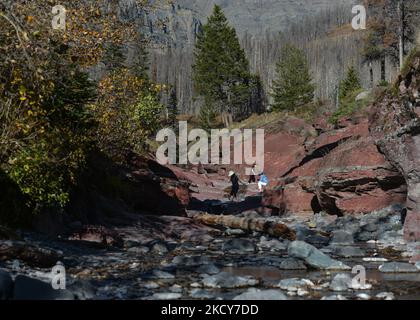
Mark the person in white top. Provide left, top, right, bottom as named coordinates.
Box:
left=248, top=163, right=257, bottom=184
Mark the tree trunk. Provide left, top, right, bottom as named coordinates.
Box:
left=369, top=62, right=374, bottom=88
left=191, top=213, right=296, bottom=240
left=398, top=0, right=405, bottom=70
left=381, top=57, right=386, bottom=82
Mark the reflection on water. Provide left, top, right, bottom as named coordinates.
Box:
left=222, top=265, right=420, bottom=300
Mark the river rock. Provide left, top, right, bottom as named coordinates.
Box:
left=288, top=241, right=350, bottom=270
left=330, top=230, right=354, bottom=244
left=379, top=262, right=419, bottom=273
left=150, top=242, right=169, bottom=255
left=329, top=273, right=351, bottom=291
left=279, top=258, right=307, bottom=270
left=376, top=292, right=395, bottom=300
left=257, top=237, right=287, bottom=251
left=222, top=238, right=256, bottom=253
left=201, top=272, right=259, bottom=289
left=150, top=292, right=182, bottom=300
left=356, top=293, right=371, bottom=300
left=153, top=270, right=175, bottom=279
left=189, top=288, right=215, bottom=299
left=171, top=255, right=211, bottom=266
left=277, top=278, right=314, bottom=291
left=330, top=246, right=365, bottom=258
left=0, top=269, right=13, bottom=300
left=233, top=288, right=287, bottom=300
left=69, top=280, right=96, bottom=300
left=321, top=294, right=347, bottom=300
left=196, top=264, right=220, bottom=275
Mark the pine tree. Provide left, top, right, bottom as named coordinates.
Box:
left=168, top=87, right=178, bottom=130
left=131, top=33, right=150, bottom=81
left=362, top=0, right=420, bottom=78
left=339, top=66, right=362, bottom=100
left=103, top=42, right=125, bottom=71
left=193, top=5, right=255, bottom=123
left=270, top=44, right=314, bottom=112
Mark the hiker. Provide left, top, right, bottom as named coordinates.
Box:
left=248, top=163, right=257, bottom=184
left=258, top=172, right=269, bottom=192
left=228, top=171, right=246, bottom=201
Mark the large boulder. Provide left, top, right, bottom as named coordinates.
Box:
left=287, top=241, right=350, bottom=270
left=369, top=53, right=420, bottom=241
left=315, top=135, right=406, bottom=215
left=66, top=153, right=191, bottom=226
left=263, top=119, right=406, bottom=217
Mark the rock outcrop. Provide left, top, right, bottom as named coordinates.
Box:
left=369, top=53, right=420, bottom=241
left=263, top=117, right=407, bottom=217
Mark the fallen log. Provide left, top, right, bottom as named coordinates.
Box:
left=192, top=213, right=296, bottom=240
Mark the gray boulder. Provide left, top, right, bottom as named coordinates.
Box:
left=233, top=288, right=287, bottom=300
left=222, top=238, right=256, bottom=253
left=202, top=272, right=258, bottom=289
left=330, top=230, right=354, bottom=244
left=329, top=273, right=352, bottom=291
left=288, top=241, right=350, bottom=270
left=279, top=258, right=307, bottom=270
left=379, top=262, right=419, bottom=273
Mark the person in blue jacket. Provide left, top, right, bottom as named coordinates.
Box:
left=258, top=172, right=269, bottom=192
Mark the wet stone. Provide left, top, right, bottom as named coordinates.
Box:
left=150, top=292, right=182, bottom=300
left=222, top=238, right=256, bottom=253
left=233, top=288, right=287, bottom=300
left=189, top=288, right=215, bottom=299
left=330, top=230, right=354, bottom=244
left=201, top=272, right=259, bottom=289
left=279, top=258, right=307, bottom=270
left=171, top=255, right=211, bottom=266
left=258, top=237, right=287, bottom=252
left=330, top=246, right=365, bottom=258
left=127, top=246, right=150, bottom=255
left=379, top=262, right=419, bottom=273
left=196, top=264, right=220, bottom=275
left=288, top=241, right=350, bottom=270
left=376, top=292, right=395, bottom=300
left=153, top=270, right=175, bottom=279
left=150, top=242, right=169, bottom=255
left=329, top=273, right=351, bottom=291
left=277, top=278, right=314, bottom=292
left=321, top=294, right=347, bottom=300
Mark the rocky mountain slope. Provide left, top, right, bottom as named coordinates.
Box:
left=118, top=0, right=373, bottom=113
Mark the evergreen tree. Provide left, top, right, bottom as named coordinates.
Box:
left=270, top=44, right=314, bottom=112
left=362, top=0, right=419, bottom=79
left=131, top=33, right=150, bottom=81
left=168, top=87, right=178, bottom=130
left=339, top=66, right=362, bottom=100
left=103, top=42, right=126, bottom=71
left=199, top=102, right=217, bottom=131
left=193, top=5, right=255, bottom=123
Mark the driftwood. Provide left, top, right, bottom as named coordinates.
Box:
left=192, top=213, right=296, bottom=240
